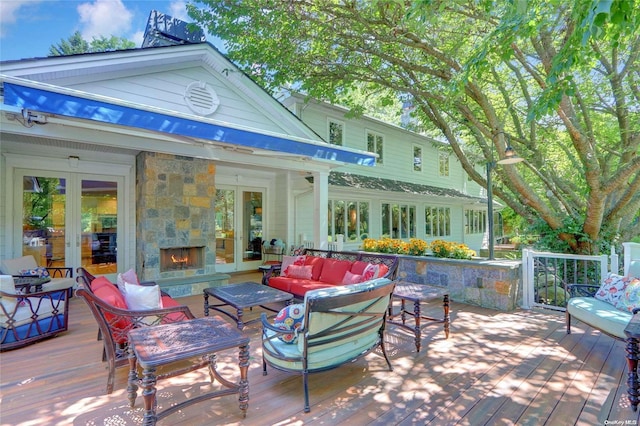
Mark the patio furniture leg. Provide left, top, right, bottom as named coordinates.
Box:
left=238, top=343, right=250, bottom=417
left=413, top=299, right=422, bottom=352
left=203, top=291, right=210, bottom=316
left=443, top=294, right=450, bottom=339
left=141, top=366, right=158, bottom=426
left=127, top=347, right=139, bottom=408
left=627, top=337, right=640, bottom=411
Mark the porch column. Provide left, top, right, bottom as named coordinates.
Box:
left=312, top=171, right=329, bottom=249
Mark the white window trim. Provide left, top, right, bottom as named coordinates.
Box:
left=327, top=118, right=345, bottom=146
left=413, top=144, right=423, bottom=172
left=366, top=129, right=384, bottom=165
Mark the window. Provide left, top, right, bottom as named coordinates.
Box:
left=464, top=209, right=487, bottom=234
left=381, top=203, right=417, bottom=239
left=328, top=199, right=369, bottom=241
left=413, top=145, right=422, bottom=172
left=328, top=119, right=344, bottom=146
left=439, top=152, right=449, bottom=177
left=425, top=206, right=451, bottom=237
left=367, top=131, right=384, bottom=164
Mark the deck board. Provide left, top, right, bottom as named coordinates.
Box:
left=1, top=272, right=639, bottom=425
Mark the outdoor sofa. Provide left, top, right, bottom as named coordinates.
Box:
left=263, top=248, right=398, bottom=299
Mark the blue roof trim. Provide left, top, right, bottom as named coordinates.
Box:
left=3, top=82, right=376, bottom=166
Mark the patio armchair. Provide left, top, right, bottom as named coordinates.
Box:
left=261, top=277, right=395, bottom=412
left=76, top=269, right=198, bottom=394
left=1, top=275, right=72, bottom=350
left=1, top=255, right=74, bottom=295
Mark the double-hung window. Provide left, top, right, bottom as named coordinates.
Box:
left=367, top=131, right=384, bottom=164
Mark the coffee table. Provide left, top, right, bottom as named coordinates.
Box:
left=127, top=316, right=250, bottom=425
left=388, top=281, right=450, bottom=352
left=204, top=282, right=294, bottom=329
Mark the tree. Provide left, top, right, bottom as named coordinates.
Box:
left=188, top=0, right=640, bottom=254
left=49, top=31, right=135, bottom=56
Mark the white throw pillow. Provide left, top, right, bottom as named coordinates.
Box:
left=123, top=282, right=162, bottom=310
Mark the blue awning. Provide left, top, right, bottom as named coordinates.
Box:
left=3, top=82, right=376, bottom=166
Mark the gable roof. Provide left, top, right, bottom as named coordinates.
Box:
left=0, top=44, right=376, bottom=166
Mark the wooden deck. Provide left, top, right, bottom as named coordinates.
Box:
left=1, top=272, right=638, bottom=425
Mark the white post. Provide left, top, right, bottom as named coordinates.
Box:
left=521, top=249, right=534, bottom=309
left=610, top=245, right=619, bottom=275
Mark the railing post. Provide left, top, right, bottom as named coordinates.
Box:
left=610, top=245, right=619, bottom=275
left=521, top=249, right=533, bottom=309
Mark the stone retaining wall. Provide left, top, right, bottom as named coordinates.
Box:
left=396, top=255, right=522, bottom=311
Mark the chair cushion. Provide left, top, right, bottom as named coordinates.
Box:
left=0, top=275, right=17, bottom=312
left=0, top=296, right=66, bottom=328
left=1, top=256, right=39, bottom=275
left=567, top=296, right=631, bottom=339
left=319, top=259, right=352, bottom=285
left=304, top=256, right=325, bottom=281
left=273, top=303, right=305, bottom=343
left=94, top=284, right=128, bottom=309
left=90, top=276, right=114, bottom=292
left=350, top=261, right=370, bottom=275
left=289, top=281, right=335, bottom=298
left=594, top=273, right=631, bottom=306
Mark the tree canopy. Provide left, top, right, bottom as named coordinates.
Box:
left=48, top=31, right=135, bottom=56
left=188, top=0, right=640, bottom=253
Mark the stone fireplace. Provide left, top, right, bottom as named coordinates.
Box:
left=160, top=246, right=205, bottom=272
left=135, top=152, right=227, bottom=296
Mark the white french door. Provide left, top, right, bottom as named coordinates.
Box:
left=215, top=185, right=265, bottom=273
left=14, top=168, right=124, bottom=275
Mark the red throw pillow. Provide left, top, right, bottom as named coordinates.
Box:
left=304, top=256, right=325, bottom=281
left=342, top=271, right=365, bottom=284
left=285, top=265, right=313, bottom=280
left=319, top=259, right=353, bottom=284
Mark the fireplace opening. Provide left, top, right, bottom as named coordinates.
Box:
left=160, top=246, right=205, bottom=272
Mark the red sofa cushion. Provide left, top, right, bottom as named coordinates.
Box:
left=350, top=261, right=369, bottom=275
left=160, top=295, right=189, bottom=323
left=93, top=282, right=131, bottom=344
left=269, top=276, right=293, bottom=293
left=304, top=256, right=325, bottom=281
left=319, top=259, right=352, bottom=284
left=90, top=276, right=115, bottom=292
left=288, top=280, right=335, bottom=297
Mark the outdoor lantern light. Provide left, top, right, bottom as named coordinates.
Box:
left=487, top=133, right=524, bottom=260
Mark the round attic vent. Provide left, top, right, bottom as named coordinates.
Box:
left=184, top=81, right=220, bottom=116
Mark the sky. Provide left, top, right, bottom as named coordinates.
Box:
left=0, top=0, right=217, bottom=62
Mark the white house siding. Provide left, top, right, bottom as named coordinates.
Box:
left=283, top=95, right=490, bottom=253
left=68, top=66, right=290, bottom=136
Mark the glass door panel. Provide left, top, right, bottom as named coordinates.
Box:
left=243, top=191, right=263, bottom=263
left=81, top=179, right=118, bottom=275
left=21, top=176, right=66, bottom=267
left=215, top=189, right=235, bottom=265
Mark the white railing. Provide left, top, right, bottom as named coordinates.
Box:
left=522, top=249, right=608, bottom=311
